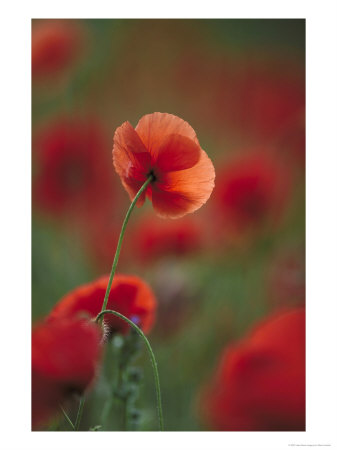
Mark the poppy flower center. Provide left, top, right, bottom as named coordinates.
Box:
left=147, top=169, right=157, bottom=182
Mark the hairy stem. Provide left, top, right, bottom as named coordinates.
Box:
left=95, top=310, right=164, bottom=431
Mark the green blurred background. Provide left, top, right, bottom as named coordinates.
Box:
left=32, top=19, right=305, bottom=431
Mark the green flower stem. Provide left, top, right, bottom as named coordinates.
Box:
left=99, top=175, right=153, bottom=318
left=100, top=342, right=119, bottom=427
left=95, top=310, right=164, bottom=431
left=60, top=405, right=75, bottom=430
left=74, top=396, right=85, bottom=431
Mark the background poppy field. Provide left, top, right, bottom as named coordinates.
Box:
left=32, top=19, right=305, bottom=431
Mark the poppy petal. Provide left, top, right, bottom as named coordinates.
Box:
left=155, top=134, right=201, bottom=172
left=32, top=317, right=102, bottom=429
left=135, top=112, right=199, bottom=159
left=151, top=190, right=198, bottom=219
left=152, top=149, right=215, bottom=219
left=113, top=121, right=150, bottom=172
left=113, top=121, right=151, bottom=204
left=49, top=274, right=157, bottom=335
left=120, top=175, right=147, bottom=206
left=200, top=308, right=305, bottom=431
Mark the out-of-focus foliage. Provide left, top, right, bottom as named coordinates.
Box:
left=32, top=19, right=305, bottom=431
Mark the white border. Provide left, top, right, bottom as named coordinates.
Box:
left=1, top=1, right=337, bottom=449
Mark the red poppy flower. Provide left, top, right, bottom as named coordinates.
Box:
left=213, top=150, right=292, bottom=238
left=133, top=215, right=202, bottom=263
left=33, top=117, right=114, bottom=222
left=49, top=274, right=157, bottom=335
left=200, top=308, right=305, bottom=431
left=113, top=112, right=215, bottom=219
left=32, top=317, right=102, bottom=429
left=32, top=20, right=82, bottom=79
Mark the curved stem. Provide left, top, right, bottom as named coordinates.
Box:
left=100, top=176, right=153, bottom=318
left=75, top=396, right=85, bottom=431
left=95, top=310, right=164, bottom=431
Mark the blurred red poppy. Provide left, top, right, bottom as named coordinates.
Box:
left=32, top=20, right=82, bottom=80
left=200, top=308, right=305, bottom=431
left=32, top=317, right=102, bottom=430
left=32, top=117, right=114, bottom=223
left=213, top=150, right=292, bottom=239
left=113, top=112, right=215, bottom=219
left=49, top=274, right=157, bottom=335
left=133, top=215, right=202, bottom=263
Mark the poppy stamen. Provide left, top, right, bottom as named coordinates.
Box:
left=147, top=170, right=156, bottom=182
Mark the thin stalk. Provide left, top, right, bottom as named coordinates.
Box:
left=100, top=175, right=153, bottom=317
left=95, top=310, right=164, bottom=431
left=101, top=341, right=120, bottom=427
left=60, top=405, right=75, bottom=430
left=74, top=396, right=85, bottom=431
left=75, top=176, right=152, bottom=429
left=116, top=350, right=128, bottom=430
